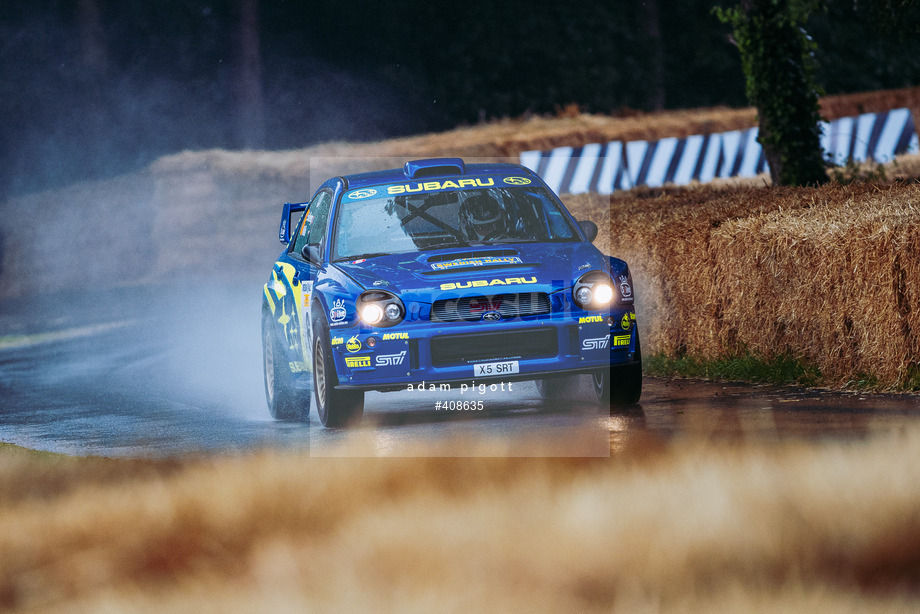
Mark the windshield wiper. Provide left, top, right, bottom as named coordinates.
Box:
left=484, top=237, right=541, bottom=244
left=419, top=239, right=470, bottom=251
left=336, top=252, right=391, bottom=262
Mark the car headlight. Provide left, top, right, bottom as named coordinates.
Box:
left=357, top=290, right=404, bottom=327
left=361, top=303, right=384, bottom=325
left=573, top=271, right=615, bottom=310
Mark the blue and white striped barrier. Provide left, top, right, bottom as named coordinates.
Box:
left=522, top=108, right=919, bottom=194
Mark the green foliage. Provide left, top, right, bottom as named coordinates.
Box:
left=646, top=351, right=822, bottom=387
left=5, top=0, right=920, bottom=196
left=714, top=0, right=828, bottom=187
left=647, top=351, right=920, bottom=392
left=898, top=363, right=920, bottom=391
left=809, top=1, right=920, bottom=93
left=828, top=158, right=890, bottom=184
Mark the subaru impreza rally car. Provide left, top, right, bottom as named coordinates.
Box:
left=262, top=158, right=641, bottom=426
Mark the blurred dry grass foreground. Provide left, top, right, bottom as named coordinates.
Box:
left=2, top=431, right=920, bottom=612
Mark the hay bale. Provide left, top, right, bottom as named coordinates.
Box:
left=709, top=183, right=920, bottom=386
left=572, top=186, right=812, bottom=357
left=569, top=180, right=920, bottom=388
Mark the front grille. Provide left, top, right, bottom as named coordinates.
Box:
left=430, top=292, right=551, bottom=322
left=430, top=328, right=558, bottom=366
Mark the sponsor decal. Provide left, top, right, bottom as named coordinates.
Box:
left=502, top=176, right=531, bottom=185
left=430, top=256, right=523, bottom=271
left=579, top=315, right=604, bottom=324
left=582, top=334, right=610, bottom=351
left=347, top=188, right=377, bottom=200
left=353, top=258, right=367, bottom=264
left=621, top=313, right=631, bottom=330
left=578, top=263, right=591, bottom=270
left=345, top=355, right=371, bottom=368
left=302, top=292, right=311, bottom=309
left=387, top=177, right=495, bottom=195
left=439, top=276, right=537, bottom=291
left=381, top=332, right=409, bottom=341
left=346, top=335, right=362, bottom=352
left=619, top=275, right=633, bottom=300
left=331, top=336, right=344, bottom=346
left=375, top=350, right=407, bottom=366
left=613, top=334, right=631, bottom=347
left=330, top=298, right=346, bottom=323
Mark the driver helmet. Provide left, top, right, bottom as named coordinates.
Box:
left=459, top=193, right=507, bottom=241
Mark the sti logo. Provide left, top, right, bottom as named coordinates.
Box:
left=375, top=351, right=407, bottom=367
left=582, top=334, right=610, bottom=351
left=468, top=298, right=503, bottom=315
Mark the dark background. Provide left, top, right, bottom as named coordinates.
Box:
left=2, top=0, right=919, bottom=199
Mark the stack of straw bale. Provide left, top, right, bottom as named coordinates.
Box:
left=565, top=180, right=920, bottom=387
left=711, top=183, right=920, bottom=385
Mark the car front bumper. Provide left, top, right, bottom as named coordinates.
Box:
left=330, top=307, right=639, bottom=392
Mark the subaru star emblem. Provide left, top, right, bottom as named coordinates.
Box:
left=482, top=311, right=502, bottom=321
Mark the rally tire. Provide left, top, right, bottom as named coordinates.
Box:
left=594, top=333, right=642, bottom=409
left=262, top=311, right=310, bottom=421
left=536, top=375, right=577, bottom=401
left=312, top=316, right=364, bottom=428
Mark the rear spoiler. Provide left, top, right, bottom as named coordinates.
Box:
left=278, top=202, right=309, bottom=244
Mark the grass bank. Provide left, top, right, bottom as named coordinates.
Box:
left=644, top=351, right=823, bottom=387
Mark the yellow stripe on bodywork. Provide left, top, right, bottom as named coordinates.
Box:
left=272, top=261, right=310, bottom=363
left=263, top=284, right=276, bottom=314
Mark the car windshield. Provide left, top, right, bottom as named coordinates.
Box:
left=331, top=186, right=577, bottom=261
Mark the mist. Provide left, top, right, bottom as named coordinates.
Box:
left=0, top=3, right=443, bottom=206
left=0, top=279, right=293, bottom=455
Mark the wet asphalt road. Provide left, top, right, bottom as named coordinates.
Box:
left=1, top=281, right=919, bottom=457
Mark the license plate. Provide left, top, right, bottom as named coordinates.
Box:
left=473, top=360, right=519, bottom=377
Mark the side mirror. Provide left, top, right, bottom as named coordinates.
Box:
left=578, top=220, right=598, bottom=243
left=279, top=202, right=308, bottom=244
left=302, top=244, right=322, bottom=264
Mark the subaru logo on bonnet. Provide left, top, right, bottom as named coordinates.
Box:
left=482, top=311, right=502, bottom=321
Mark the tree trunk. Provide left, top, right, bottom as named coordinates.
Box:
left=721, top=0, right=827, bottom=186
left=77, top=0, right=108, bottom=76
left=640, top=0, right=666, bottom=111
left=234, top=0, right=265, bottom=149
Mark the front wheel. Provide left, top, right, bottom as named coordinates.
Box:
left=536, top=375, right=578, bottom=401
left=262, top=311, right=310, bottom=421
left=594, top=334, right=642, bottom=409
left=312, top=316, right=364, bottom=427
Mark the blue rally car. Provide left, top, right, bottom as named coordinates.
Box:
left=262, top=158, right=641, bottom=426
